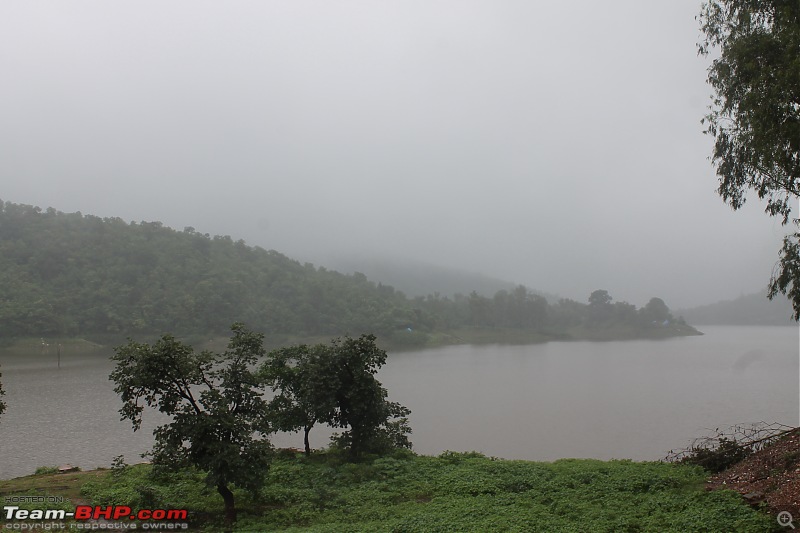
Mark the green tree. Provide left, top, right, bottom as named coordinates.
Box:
left=263, top=334, right=412, bottom=459
left=110, top=324, right=272, bottom=525
left=261, top=343, right=339, bottom=456
left=588, top=289, right=612, bottom=307
left=698, top=1, right=800, bottom=318
left=640, top=297, right=672, bottom=324
left=328, top=334, right=412, bottom=458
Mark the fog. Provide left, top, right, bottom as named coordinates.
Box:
left=0, top=1, right=791, bottom=308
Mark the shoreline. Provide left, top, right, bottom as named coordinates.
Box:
left=0, top=324, right=705, bottom=356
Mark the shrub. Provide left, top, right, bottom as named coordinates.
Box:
left=678, top=437, right=752, bottom=473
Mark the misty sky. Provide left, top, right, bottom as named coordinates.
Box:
left=0, top=1, right=793, bottom=308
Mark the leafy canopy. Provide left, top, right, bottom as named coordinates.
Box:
left=261, top=342, right=340, bottom=455
left=698, top=0, right=800, bottom=318
left=263, top=334, right=412, bottom=458
left=110, top=323, right=273, bottom=523
left=327, top=334, right=412, bottom=458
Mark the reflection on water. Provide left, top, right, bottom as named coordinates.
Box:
left=0, top=326, right=797, bottom=479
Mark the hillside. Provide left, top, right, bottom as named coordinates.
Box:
left=0, top=201, right=416, bottom=342
left=316, top=252, right=555, bottom=300
left=0, top=200, right=700, bottom=345
left=677, top=290, right=795, bottom=326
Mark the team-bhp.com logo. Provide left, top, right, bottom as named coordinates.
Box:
left=4, top=505, right=189, bottom=530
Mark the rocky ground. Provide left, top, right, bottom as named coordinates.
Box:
left=707, top=428, right=800, bottom=520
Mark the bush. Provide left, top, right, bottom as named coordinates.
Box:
left=678, top=437, right=752, bottom=473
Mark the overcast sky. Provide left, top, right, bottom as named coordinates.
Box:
left=0, top=1, right=792, bottom=308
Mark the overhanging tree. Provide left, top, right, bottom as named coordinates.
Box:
left=110, top=324, right=272, bottom=524
left=698, top=0, right=800, bottom=318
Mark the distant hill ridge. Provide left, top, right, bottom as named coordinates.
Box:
left=677, top=290, right=795, bottom=326
left=0, top=200, right=700, bottom=344
left=317, top=253, right=558, bottom=302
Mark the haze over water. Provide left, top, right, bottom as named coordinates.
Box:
left=1, top=325, right=796, bottom=479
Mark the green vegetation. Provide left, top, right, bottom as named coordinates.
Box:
left=32, top=466, right=61, bottom=476
left=679, top=437, right=754, bottom=474
left=0, top=453, right=777, bottom=532
left=111, top=324, right=275, bottom=524
left=263, top=335, right=411, bottom=458
left=111, top=326, right=411, bottom=524
left=698, top=0, right=800, bottom=319
left=0, top=200, right=699, bottom=346
left=0, top=200, right=414, bottom=342
left=669, top=423, right=796, bottom=474
left=0, top=468, right=106, bottom=506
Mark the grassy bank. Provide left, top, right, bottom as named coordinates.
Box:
left=1, top=452, right=777, bottom=532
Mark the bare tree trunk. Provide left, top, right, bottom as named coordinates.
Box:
left=217, top=482, right=236, bottom=525
left=304, top=425, right=312, bottom=456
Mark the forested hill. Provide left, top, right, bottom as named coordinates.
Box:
left=0, top=201, right=419, bottom=341
left=0, top=201, right=699, bottom=344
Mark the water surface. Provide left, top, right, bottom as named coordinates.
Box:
left=0, top=326, right=796, bottom=479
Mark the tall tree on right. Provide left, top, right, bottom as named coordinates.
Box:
left=698, top=1, right=800, bottom=318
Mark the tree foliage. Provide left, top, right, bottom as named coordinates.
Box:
left=698, top=0, right=800, bottom=318
left=0, top=200, right=695, bottom=340
left=110, top=324, right=273, bottom=524
left=588, top=289, right=612, bottom=308
left=327, top=335, right=412, bottom=458
left=0, top=201, right=416, bottom=339
left=261, top=343, right=340, bottom=456
left=263, top=334, right=412, bottom=458
left=110, top=325, right=415, bottom=523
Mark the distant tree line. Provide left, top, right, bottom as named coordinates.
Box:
left=0, top=200, right=686, bottom=342
left=407, top=288, right=684, bottom=335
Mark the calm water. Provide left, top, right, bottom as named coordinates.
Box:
left=0, top=326, right=797, bottom=479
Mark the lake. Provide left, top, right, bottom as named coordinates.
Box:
left=0, top=325, right=797, bottom=479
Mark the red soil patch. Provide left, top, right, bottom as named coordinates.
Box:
left=707, top=428, right=800, bottom=518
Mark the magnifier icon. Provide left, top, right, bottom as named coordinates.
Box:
left=778, top=511, right=796, bottom=529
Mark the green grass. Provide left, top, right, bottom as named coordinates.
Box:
left=61, top=451, right=778, bottom=532
left=0, top=468, right=107, bottom=508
